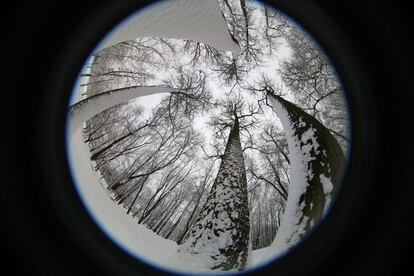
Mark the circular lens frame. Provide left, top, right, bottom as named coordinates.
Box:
left=39, top=0, right=375, bottom=275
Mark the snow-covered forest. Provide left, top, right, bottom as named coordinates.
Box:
left=67, top=0, right=349, bottom=273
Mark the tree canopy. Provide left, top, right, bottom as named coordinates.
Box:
left=68, top=0, right=350, bottom=272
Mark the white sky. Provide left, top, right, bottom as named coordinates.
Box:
left=129, top=36, right=292, bottom=150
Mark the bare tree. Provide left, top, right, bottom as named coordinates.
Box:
left=137, top=161, right=196, bottom=220
left=248, top=183, right=282, bottom=250
left=247, top=123, right=290, bottom=201
left=176, top=161, right=216, bottom=244
left=262, top=5, right=289, bottom=54
left=109, top=118, right=199, bottom=205
left=178, top=94, right=260, bottom=271
left=265, top=87, right=345, bottom=246
left=72, top=0, right=351, bottom=267
left=279, top=27, right=349, bottom=149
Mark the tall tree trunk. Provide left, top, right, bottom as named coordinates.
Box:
left=147, top=199, right=176, bottom=230
left=165, top=199, right=193, bottom=240
left=155, top=201, right=182, bottom=235
left=267, top=91, right=345, bottom=251
left=177, top=117, right=250, bottom=271
left=177, top=180, right=209, bottom=245
left=126, top=175, right=149, bottom=214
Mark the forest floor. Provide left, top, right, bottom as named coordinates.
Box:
left=127, top=220, right=270, bottom=272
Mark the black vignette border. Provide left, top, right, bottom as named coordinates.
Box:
left=3, top=1, right=413, bottom=275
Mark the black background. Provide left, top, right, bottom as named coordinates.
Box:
left=2, top=0, right=413, bottom=275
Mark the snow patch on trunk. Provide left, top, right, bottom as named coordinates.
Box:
left=263, top=96, right=319, bottom=258
left=320, top=174, right=333, bottom=195
left=177, top=120, right=250, bottom=271
left=320, top=173, right=333, bottom=215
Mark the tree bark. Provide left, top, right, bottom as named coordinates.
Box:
left=268, top=92, right=345, bottom=247
left=178, top=117, right=250, bottom=271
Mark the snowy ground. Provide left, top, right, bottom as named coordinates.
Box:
left=99, top=203, right=272, bottom=274
left=106, top=209, right=272, bottom=273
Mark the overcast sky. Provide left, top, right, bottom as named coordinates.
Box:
left=68, top=0, right=346, bottom=160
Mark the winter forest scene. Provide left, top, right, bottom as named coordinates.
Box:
left=67, top=0, right=349, bottom=273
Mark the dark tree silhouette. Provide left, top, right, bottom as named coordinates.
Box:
left=266, top=87, right=345, bottom=245
left=177, top=97, right=257, bottom=271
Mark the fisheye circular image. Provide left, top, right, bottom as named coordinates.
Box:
left=66, top=0, right=350, bottom=274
